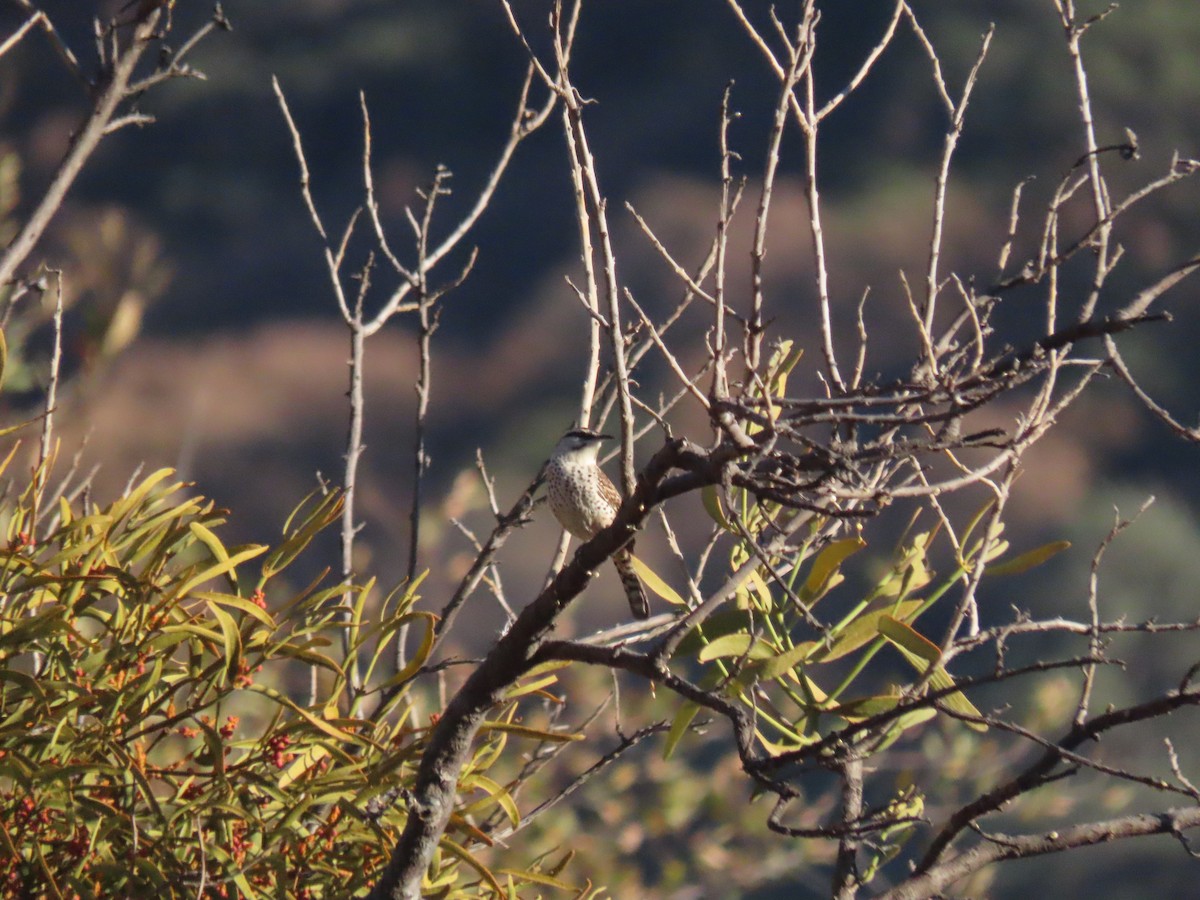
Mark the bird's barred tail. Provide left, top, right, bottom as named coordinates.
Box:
left=614, top=548, right=650, bottom=620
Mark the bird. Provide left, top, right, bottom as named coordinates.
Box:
left=545, top=428, right=650, bottom=619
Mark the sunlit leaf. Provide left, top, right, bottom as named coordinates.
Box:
left=879, top=616, right=986, bottom=732
left=697, top=632, right=775, bottom=662
left=752, top=640, right=819, bottom=682
left=877, top=615, right=940, bottom=662
left=478, top=721, right=584, bottom=743
left=262, top=489, right=343, bottom=578
left=173, top=544, right=268, bottom=598
left=801, top=535, right=866, bottom=603
left=439, top=836, right=504, bottom=894
left=629, top=555, right=686, bottom=605
left=701, top=484, right=735, bottom=532
left=461, top=773, right=520, bottom=827
left=496, top=868, right=578, bottom=891
left=820, top=601, right=923, bottom=663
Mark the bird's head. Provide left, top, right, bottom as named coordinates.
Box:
left=551, top=427, right=611, bottom=463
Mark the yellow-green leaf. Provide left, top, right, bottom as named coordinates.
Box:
left=247, top=684, right=364, bottom=744
left=277, top=743, right=330, bottom=789
left=697, top=632, right=775, bottom=662
left=440, top=837, right=504, bottom=894
left=503, top=673, right=560, bottom=701
left=801, top=535, right=866, bottom=602
left=174, top=544, right=268, bottom=597
left=753, top=640, right=819, bottom=682
left=879, top=617, right=986, bottom=732
left=875, top=707, right=939, bottom=751
left=820, top=601, right=924, bottom=663
left=373, top=611, right=437, bottom=689
left=830, top=691, right=904, bottom=721
left=207, top=601, right=242, bottom=676
left=877, top=615, right=940, bottom=663
left=629, top=555, right=686, bottom=605
left=986, top=540, right=1071, bottom=577
left=664, top=700, right=699, bottom=760
left=701, top=484, right=735, bottom=532
left=496, top=868, right=577, bottom=892
left=189, top=521, right=229, bottom=563
left=478, top=721, right=584, bottom=743
left=461, top=773, right=520, bottom=827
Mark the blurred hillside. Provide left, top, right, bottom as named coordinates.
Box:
left=2, top=2, right=1200, bottom=895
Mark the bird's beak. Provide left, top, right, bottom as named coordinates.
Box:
left=597, top=433, right=614, bottom=441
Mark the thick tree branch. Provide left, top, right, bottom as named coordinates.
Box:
left=366, top=438, right=740, bottom=900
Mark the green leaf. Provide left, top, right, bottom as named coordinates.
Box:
left=701, top=484, right=735, bottom=532
left=502, top=673, right=560, bottom=701
left=247, top=684, right=365, bottom=744
left=374, top=611, right=437, bottom=688
left=878, top=616, right=986, bottom=732
left=629, top=555, right=686, bottom=605
left=697, top=632, right=775, bottom=662
left=875, top=707, right=939, bottom=751
left=820, top=601, right=924, bottom=663
left=173, top=544, right=268, bottom=597
left=830, top=691, right=905, bottom=721
left=801, top=535, right=866, bottom=603
left=670, top=607, right=754, bottom=658
left=461, top=773, right=520, bottom=827
left=207, top=600, right=243, bottom=677
left=478, top=721, right=584, bottom=743
left=189, top=521, right=229, bottom=564
left=753, top=640, right=819, bottom=682
left=663, top=700, right=700, bottom=760
left=440, top=836, right=504, bottom=893
left=262, top=490, right=343, bottom=578
left=496, top=868, right=577, bottom=891
left=877, top=615, right=940, bottom=663
left=986, top=540, right=1071, bottom=577
left=193, top=591, right=275, bottom=628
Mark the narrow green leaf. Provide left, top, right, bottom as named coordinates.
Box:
left=374, top=611, right=437, bottom=688
left=479, top=721, right=584, bottom=743
left=753, top=640, right=819, bottom=682
left=628, top=555, right=686, bottom=605
left=262, top=490, right=343, bottom=578
left=495, top=868, right=577, bottom=891
left=461, top=773, right=520, bottom=827
left=664, top=700, right=700, bottom=760
left=697, top=632, right=775, bottom=662
left=247, top=684, right=364, bottom=744
left=207, top=601, right=242, bottom=676
left=801, top=536, right=866, bottom=603
left=440, top=836, right=505, bottom=893
left=193, top=591, right=275, bottom=628
left=830, top=692, right=905, bottom=721
left=820, top=601, right=924, bottom=663
left=189, top=521, right=229, bottom=563
left=173, top=544, right=268, bottom=597
left=701, top=484, right=735, bottom=532
left=877, top=615, right=940, bottom=663
left=879, top=617, right=986, bottom=732
left=875, top=708, right=939, bottom=751
left=986, top=540, right=1071, bottom=577
left=502, top=673, right=559, bottom=701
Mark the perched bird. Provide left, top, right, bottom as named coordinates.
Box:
left=546, top=428, right=649, bottom=619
